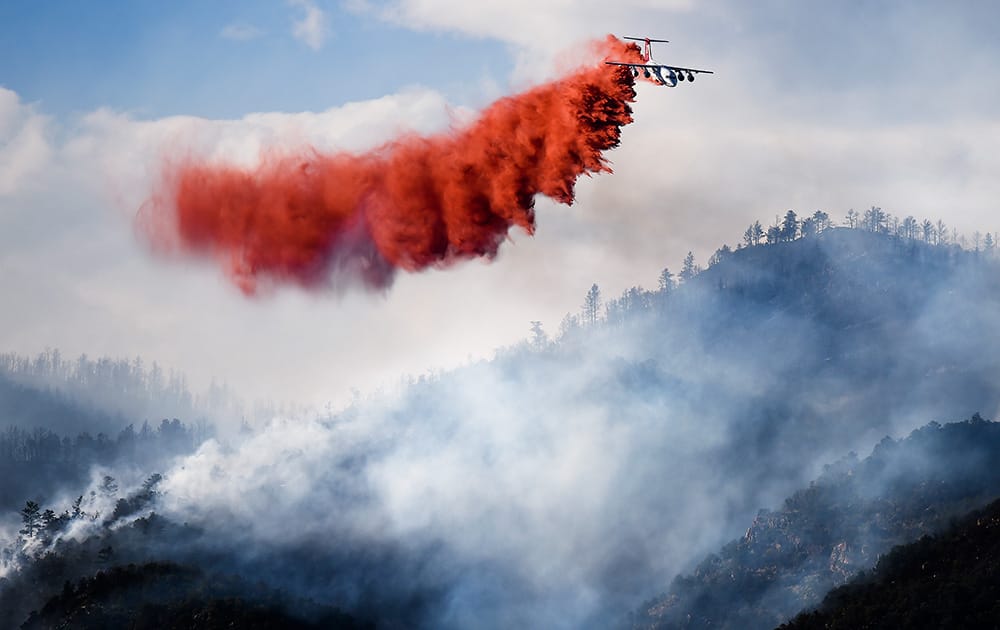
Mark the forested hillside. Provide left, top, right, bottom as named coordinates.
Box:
left=630, top=415, right=1000, bottom=629
left=16, top=560, right=370, bottom=630
left=5, top=219, right=1000, bottom=629
left=780, top=496, right=1000, bottom=629
left=0, top=417, right=205, bottom=515
left=0, top=372, right=122, bottom=436
left=0, top=353, right=251, bottom=530
left=0, top=351, right=245, bottom=429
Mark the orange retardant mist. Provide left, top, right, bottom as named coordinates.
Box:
left=140, top=36, right=645, bottom=294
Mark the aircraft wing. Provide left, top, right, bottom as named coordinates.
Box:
left=605, top=62, right=714, bottom=75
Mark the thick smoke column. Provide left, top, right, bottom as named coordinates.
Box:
left=141, top=36, right=645, bottom=293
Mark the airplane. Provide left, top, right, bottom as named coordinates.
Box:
left=605, top=36, right=713, bottom=87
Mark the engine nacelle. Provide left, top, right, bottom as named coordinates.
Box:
left=650, top=66, right=678, bottom=87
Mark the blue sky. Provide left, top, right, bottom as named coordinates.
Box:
left=0, top=1, right=509, bottom=118
left=5, top=2, right=999, bottom=122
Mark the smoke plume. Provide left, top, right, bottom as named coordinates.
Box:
left=140, top=36, right=645, bottom=293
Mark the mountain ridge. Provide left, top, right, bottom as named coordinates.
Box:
left=6, top=225, right=1000, bottom=628
left=630, top=414, right=1000, bottom=629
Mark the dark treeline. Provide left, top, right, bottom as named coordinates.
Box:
left=556, top=207, right=997, bottom=337
left=630, top=414, right=1000, bottom=629
left=10, top=473, right=163, bottom=556
left=0, top=372, right=122, bottom=437
left=780, top=496, right=1000, bottom=629
left=22, top=562, right=371, bottom=630
left=740, top=206, right=993, bottom=250
left=2, top=511, right=373, bottom=630
left=0, top=349, right=261, bottom=432
left=0, top=419, right=202, bottom=465
left=1, top=502, right=432, bottom=630
left=1, top=351, right=198, bottom=424
left=0, top=418, right=205, bottom=515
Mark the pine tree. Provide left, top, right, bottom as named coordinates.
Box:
left=709, top=244, right=733, bottom=267
left=781, top=210, right=799, bottom=241
left=743, top=221, right=765, bottom=247
left=529, top=321, right=547, bottom=350
left=845, top=209, right=859, bottom=228
left=582, top=284, right=602, bottom=327
left=921, top=219, right=935, bottom=242
left=680, top=252, right=699, bottom=283
left=800, top=217, right=816, bottom=238
left=19, top=500, right=41, bottom=538
left=658, top=267, right=676, bottom=293
left=71, top=495, right=85, bottom=520
left=936, top=220, right=948, bottom=244
left=811, top=210, right=831, bottom=233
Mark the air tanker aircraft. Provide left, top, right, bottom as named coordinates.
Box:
left=606, top=36, right=713, bottom=87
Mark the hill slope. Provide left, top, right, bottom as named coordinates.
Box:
left=20, top=562, right=370, bottom=630
left=0, top=372, right=120, bottom=435
left=7, top=227, right=1000, bottom=629
left=779, top=496, right=1000, bottom=629
left=631, top=415, right=1000, bottom=629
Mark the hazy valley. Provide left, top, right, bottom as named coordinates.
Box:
left=3, top=217, right=1000, bottom=628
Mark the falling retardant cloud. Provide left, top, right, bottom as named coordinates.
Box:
left=139, top=36, right=646, bottom=295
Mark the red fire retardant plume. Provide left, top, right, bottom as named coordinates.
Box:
left=141, top=36, right=646, bottom=294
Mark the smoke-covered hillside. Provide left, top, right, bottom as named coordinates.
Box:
left=0, top=351, right=248, bottom=430
left=0, top=372, right=209, bottom=523
left=779, top=495, right=1000, bottom=629
left=631, top=414, right=1000, bottom=629
left=5, top=225, right=1000, bottom=628
left=0, top=370, right=123, bottom=437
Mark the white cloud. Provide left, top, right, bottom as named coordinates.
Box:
left=288, top=0, right=329, bottom=50
left=357, top=0, right=697, bottom=83
left=0, top=88, right=51, bottom=197
left=220, top=22, right=264, bottom=41
left=374, top=0, right=693, bottom=47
